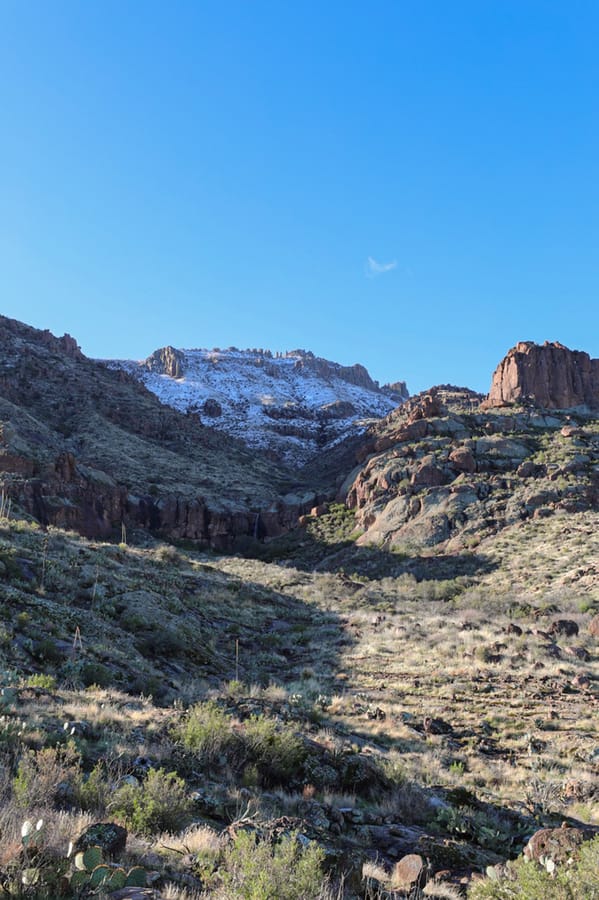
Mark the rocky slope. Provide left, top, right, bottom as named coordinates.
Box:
left=0, top=326, right=596, bottom=897
left=110, top=346, right=407, bottom=466
left=340, top=385, right=599, bottom=552
left=0, top=493, right=596, bottom=898
left=486, top=340, right=599, bottom=410
left=0, top=316, right=325, bottom=548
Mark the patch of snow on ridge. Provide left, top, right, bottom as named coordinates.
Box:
left=109, top=348, right=407, bottom=466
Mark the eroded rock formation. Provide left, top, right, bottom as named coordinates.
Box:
left=0, top=316, right=317, bottom=549
left=486, top=341, right=599, bottom=410
left=145, top=345, right=185, bottom=378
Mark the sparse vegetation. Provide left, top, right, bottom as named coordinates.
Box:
left=0, top=383, right=597, bottom=896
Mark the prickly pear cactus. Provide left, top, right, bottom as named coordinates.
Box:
left=69, top=844, right=147, bottom=895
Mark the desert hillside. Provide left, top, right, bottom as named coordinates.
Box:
left=0, top=322, right=597, bottom=899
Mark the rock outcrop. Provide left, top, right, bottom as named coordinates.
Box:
left=144, top=345, right=185, bottom=378
left=113, top=346, right=407, bottom=466
left=342, top=386, right=599, bottom=551
left=486, top=341, right=599, bottom=410
left=0, top=316, right=318, bottom=549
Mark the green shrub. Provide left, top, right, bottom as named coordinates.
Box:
left=470, top=836, right=599, bottom=899
left=174, top=701, right=239, bottom=765
left=242, top=715, right=307, bottom=787
left=26, top=673, right=56, bottom=690
left=76, top=762, right=112, bottom=813
left=13, top=745, right=81, bottom=808
left=32, top=638, right=62, bottom=664
left=80, top=661, right=112, bottom=688
left=110, top=768, right=192, bottom=835
left=220, top=830, right=326, bottom=900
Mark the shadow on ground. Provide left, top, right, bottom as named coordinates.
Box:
left=234, top=528, right=497, bottom=583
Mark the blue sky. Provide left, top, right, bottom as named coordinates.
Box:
left=1, top=1, right=598, bottom=394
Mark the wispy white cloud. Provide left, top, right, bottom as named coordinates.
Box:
left=366, top=256, right=397, bottom=277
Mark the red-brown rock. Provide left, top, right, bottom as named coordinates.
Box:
left=485, top=341, right=599, bottom=410
left=449, top=446, right=476, bottom=474
left=392, top=853, right=426, bottom=888
left=524, top=825, right=598, bottom=864
left=411, top=460, right=446, bottom=488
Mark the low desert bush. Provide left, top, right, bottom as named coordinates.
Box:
left=219, top=829, right=326, bottom=900
left=12, top=744, right=81, bottom=809
left=25, top=673, right=56, bottom=690
left=110, top=767, right=192, bottom=835
left=469, top=836, right=599, bottom=899
left=174, top=700, right=239, bottom=765
left=242, top=715, right=307, bottom=787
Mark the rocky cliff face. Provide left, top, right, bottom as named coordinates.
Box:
left=486, top=341, right=599, bottom=410
left=145, top=345, right=185, bottom=378
left=0, top=316, right=319, bottom=549
left=111, top=347, right=408, bottom=466
left=342, top=387, right=599, bottom=551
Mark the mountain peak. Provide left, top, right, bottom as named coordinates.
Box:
left=112, top=345, right=409, bottom=466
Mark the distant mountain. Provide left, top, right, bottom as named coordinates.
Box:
left=0, top=316, right=324, bottom=548
left=109, top=346, right=409, bottom=466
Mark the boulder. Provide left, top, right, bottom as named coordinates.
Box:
left=202, top=398, right=222, bottom=417
left=549, top=620, right=579, bottom=637
left=411, top=459, right=446, bottom=488
left=561, top=425, right=583, bottom=437
left=74, top=822, right=127, bottom=858
left=392, top=853, right=426, bottom=888
left=517, top=460, right=545, bottom=478
left=449, top=447, right=476, bottom=474
left=524, top=825, right=597, bottom=864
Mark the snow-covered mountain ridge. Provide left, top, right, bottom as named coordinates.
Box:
left=109, top=346, right=408, bottom=466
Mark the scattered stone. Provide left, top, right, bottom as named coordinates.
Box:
left=571, top=674, right=591, bottom=690
left=564, top=646, right=591, bottom=661
left=589, top=615, right=599, bottom=638
left=392, top=853, right=426, bottom=889
left=120, top=775, right=140, bottom=788
left=423, top=716, right=453, bottom=735
left=550, top=620, right=579, bottom=637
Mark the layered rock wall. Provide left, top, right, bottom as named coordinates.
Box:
left=487, top=341, right=599, bottom=409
